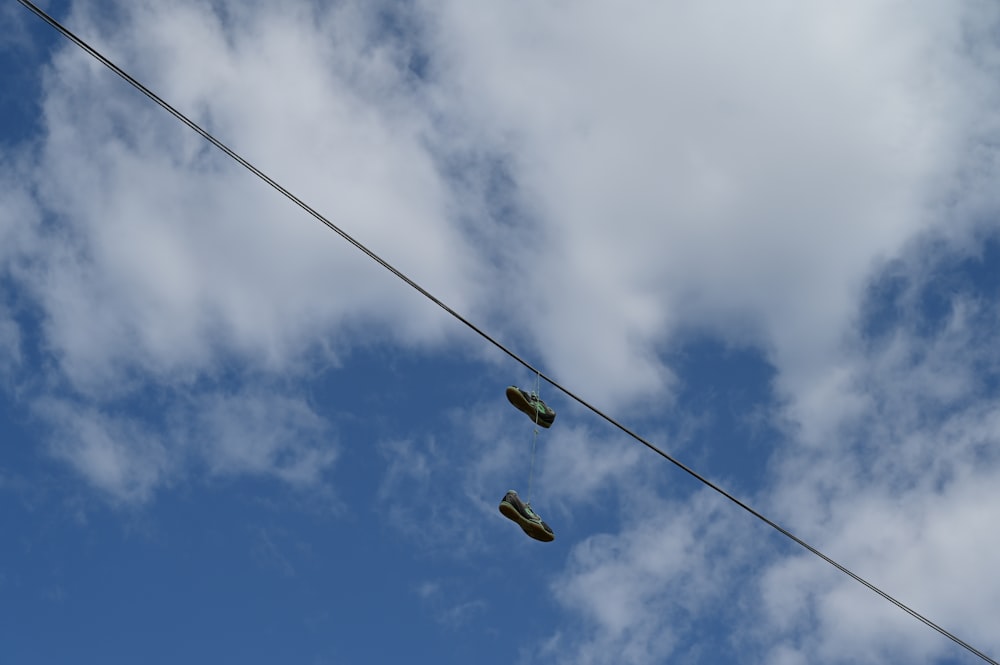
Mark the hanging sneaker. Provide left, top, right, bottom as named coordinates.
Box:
left=499, top=490, right=555, bottom=542
left=505, top=386, right=556, bottom=428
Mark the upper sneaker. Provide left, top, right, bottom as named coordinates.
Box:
left=499, top=490, right=555, bottom=542
left=505, top=386, right=556, bottom=428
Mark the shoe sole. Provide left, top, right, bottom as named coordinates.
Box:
left=499, top=500, right=555, bottom=542
left=505, top=387, right=554, bottom=428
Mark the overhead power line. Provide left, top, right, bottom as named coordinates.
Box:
left=16, top=2, right=997, bottom=663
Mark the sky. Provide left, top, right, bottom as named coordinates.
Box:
left=2, top=1, right=1000, bottom=663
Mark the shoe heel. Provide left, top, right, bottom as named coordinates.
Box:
left=499, top=501, right=520, bottom=522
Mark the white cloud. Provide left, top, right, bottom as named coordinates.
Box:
left=39, top=398, right=172, bottom=504
left=15, top=0, right=996, bottom=422
left=757, top=464, right=1000, bottom=663
left=33, top=387, right=336, bottom=504
left=16, top=0, right=483, bottom=397
left=1, top=0, right=491, bottom=507
left=189, top=390, right=336, bottom=486
left=536, top=424, right=643, bottom=509
left=548, top=489, right=759, bottom=665
left=756, top=242, right=1000, bottom=662
left=425, top=0, right=998, bottom=413
left=0, top=303, right=21, bottom=380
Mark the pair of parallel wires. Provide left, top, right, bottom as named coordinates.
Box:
left=15, top=2, right=997, bottom=663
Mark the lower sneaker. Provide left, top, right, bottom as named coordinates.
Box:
left=505, top=386, right=556, bottom=428
left=499, top=490, right=555, bottom=542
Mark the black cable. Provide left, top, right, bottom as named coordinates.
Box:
left=15, top=2, right=998, bottom=663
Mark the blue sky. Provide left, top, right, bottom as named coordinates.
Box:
left=2, top=1, right=1000, bottom=663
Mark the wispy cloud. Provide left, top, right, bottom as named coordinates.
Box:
left=188, top=389, right=337, bottom=486
left=547, top=489, right=760, bottom=664
left=37, top=398, right=172, bottom=504
left=413, top=578, right=488, bottom=629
